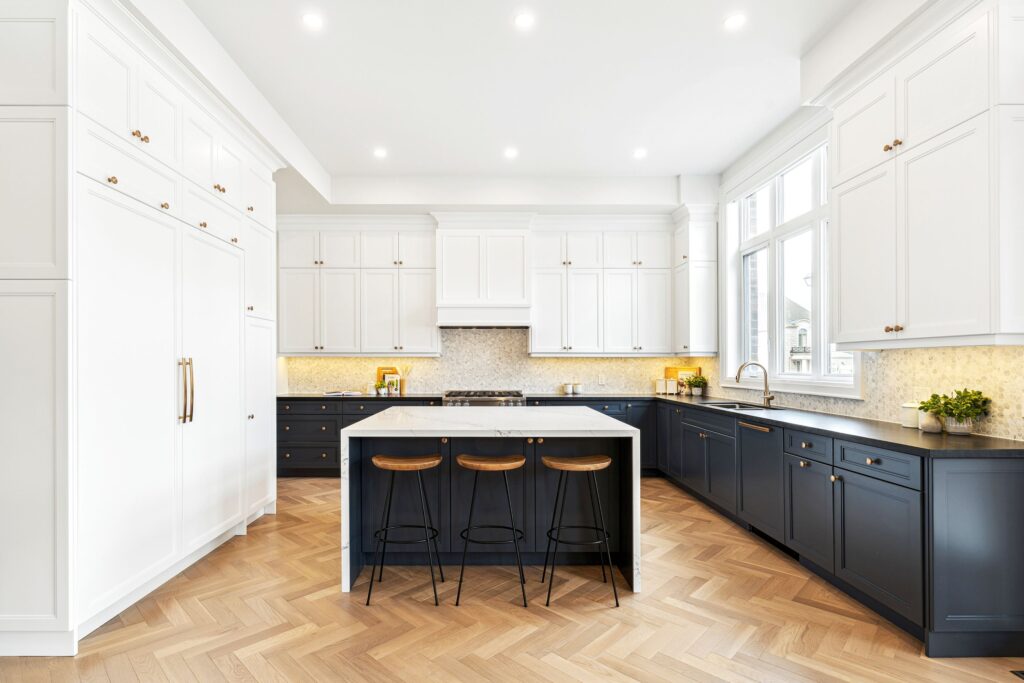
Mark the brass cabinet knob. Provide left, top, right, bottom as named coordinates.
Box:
left=284, top=426, right=290, bottom=431
left=284, top=453, right=291, bottom=459
left=894, top=324, right=904, bottom=332
left=675, top=409, right=681, bottom=414
left=441, top=437, right=448, bottom=444
left=893, top=138, right=903, bottom=147
left=801, top=441, right=812, bottom=449
left=321, top=426, right=327, bottom=431
left=131, top=129, right=142, bottom=138
left=830, top=474, right=839, bottom=482
left=358, top=405, right=364, bottom=410
left=199, top=221, right=208, bottom=228
left=798, top=460, right=810, bottom=468
left=429, top=401, right=435, bottom=406
left=221, top=186, right=227, bottom=193
left=883, top=143, right=893, bottom=152
left=320, top=453, right=327, bottom=459
left=213, top=183, right=222, bottom=191
left=247, top=414, right=254, bottom=420
left=884, top=325, right=894, bottom=333
left=604, top=405, right=610, bottom=410
left=321, top=405, right=327, bottom=410
left=284, top=405, right=291, bottom=410
left=567, top=261, right=572, bottom=266
left=246, top=305, right=254, bottom=311
left=247, top=206, right=254, bottom=212
left=231, top=237, right=239, bottom=244
left=141, top=134, right=150, bottom=143
left=107, top=175, right=118, bottom=184
left=160, top=202, right=170, bottom=210
left=527, top=438, right=534, bottom=444
left=866, top=457, right=879, bottom=465
left=538, top=438, right=544, bottom=444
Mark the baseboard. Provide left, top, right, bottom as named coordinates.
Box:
left=926, top=630, right=1024, bottom=657
left=0, top=629, right=78, bottom=657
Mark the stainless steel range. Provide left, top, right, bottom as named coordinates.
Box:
left=442, top=390, right=525, bottom=407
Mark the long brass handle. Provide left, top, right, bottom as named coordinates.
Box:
left=178, top=358, right=188, bottom=423
left=186, top=357, right=195, bottom=422
left=738, top=421, right=771, bottom=433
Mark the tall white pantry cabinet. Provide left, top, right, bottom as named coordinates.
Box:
left=0, top=0, right=280, bottom=655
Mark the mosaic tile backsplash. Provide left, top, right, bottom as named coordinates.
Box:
left=284, top=329, right=1024, bottom=441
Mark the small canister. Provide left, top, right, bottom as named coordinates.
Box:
left=655, top=378, right=667, bottom=394
left=900, top=402, right=920, bottom=428
left=563, top=383, right=574, bottom=395
left=666, top=378, right=678, bottom=394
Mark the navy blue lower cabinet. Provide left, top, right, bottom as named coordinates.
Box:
left=625, top=401, right=656, bottom=471
left=833, top=468, right=923, bottom=626
left=656, top=404, right=671, bottom=474
left=680, top=423, right=707, bottom=493
left=783, top=453, right=834, bottom=572
left=360, top=437, right=451, bottom=553
left=449, top=438, right=534, bottom=553
left=668, top=408, right=684, bottom=481
left=704, top=431, right=737, bottom=515
left=737, top=421, right=784, bottom=543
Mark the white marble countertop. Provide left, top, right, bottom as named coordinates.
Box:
left=340, top=406, right=640, bottom=438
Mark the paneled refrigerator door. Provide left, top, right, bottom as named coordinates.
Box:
left=245, top=316, right=277, bottom=515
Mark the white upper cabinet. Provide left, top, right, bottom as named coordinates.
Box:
left=602, top=232, right=635, bottom=268
left=321, top=232, right=360, bottom=268
left=242, top=220, right=275, bottom=320
left=398, top=269, right=439, bottom=353
left=532, top=232, right=565, bottom=268
left=0, top=0, right=68, bottom=105
left=831, top=72, right=896, bottom=186
left=135, top=62, right=181, bottom=169
left=566, top=232, right=603, bottom=268
left=484, top=232, right=528, bottom=303
left=603, top=270, right=636, bottom=353
left=321, top=269, right=360, bottom=353
left=398, top=232, right=435, bottom=268
left=636, top=269, right=672, bottom=353
left=241, top=162, right=275, bottom=228
left=635, top=232, right=671, bottom=268
left=278, top=269, right=318, bottom=353
left=77, top=11, right=134, bottom=139
left=437, top=230, right=529, bottom=305
left=214, top=138, right=243, bottom=209
left=278, top=230, right=319, bottom=268
left=674, top=262, right=717, bottom=355
left=566, top=269, right=603, bottom=352
left=530, top=269, right=567, bottom=353
left=182, top=101, right=217, bottom=188
left=360, top=269, right=399, bottom=352
left=361, top=231, right=399, bottom=267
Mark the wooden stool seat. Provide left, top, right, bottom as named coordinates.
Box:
left=455, top=454, right=526, bottom=472
left=371, top=454, right=442, bottom=471
left=541, top=455, right=611, bottom=472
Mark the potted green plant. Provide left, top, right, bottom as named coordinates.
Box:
left=374, top=380, right=388, bottom=397
left=917, top=394, right=944, bottom=433
left=919, top=388, right=991, bottom=435
left=685, top=375, right=708, bottom=397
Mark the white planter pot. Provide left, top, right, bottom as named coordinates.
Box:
left=919, top=411, right=942, bottom=433
left=943, top=416, right=973, bottom=435
left=691, top=387, right=704, bottom=396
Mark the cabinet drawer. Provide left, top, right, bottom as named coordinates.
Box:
left=342, top=400, right=423, bottom=415
left=583, top=401, right=628, bottom=416
left=77, top=115, right=181, bottom=217
left=278, top=446, right=338, bottom=468
left=183, top=184, right=241, bottom=246
left=784, top=429, right=833, bottom=465
left=681, top=407, right=735, bottom=437
left=278, top=418, right=340, bottom=441
left=835, top=440, right=922, bottom=490
left=278, top=400, right=341, bottom=415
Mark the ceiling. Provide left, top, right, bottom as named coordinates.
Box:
left=184, top=0, right=858, bottom=180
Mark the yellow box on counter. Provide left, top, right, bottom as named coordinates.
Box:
left=664, top=366, right=701, bottom=381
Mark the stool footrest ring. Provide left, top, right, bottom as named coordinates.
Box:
left=459, top=524, right=525, bottom=545
left=373, top=524, right=440, bottom=545
left=546, top=524, right=610, bottom=546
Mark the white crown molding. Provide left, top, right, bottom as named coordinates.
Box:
left=530, top=214, right=674, bottom=231
left=431, top=212, right=536, bottom=230
left=277, top=214, right=436, bottom=231
left=671, top=204, right=718, bottom=227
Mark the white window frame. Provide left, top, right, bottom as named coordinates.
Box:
left=720, top=128, right=861, bottom=400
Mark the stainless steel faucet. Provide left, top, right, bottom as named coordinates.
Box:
left=734, top=361, right=775, bottom=408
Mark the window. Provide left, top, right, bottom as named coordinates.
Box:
left=725, top=144, right=858, bottom=397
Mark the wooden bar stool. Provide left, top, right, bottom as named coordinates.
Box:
left=365, top=454, right=445, bottom=606
left=540, top=455, right=619, bottom=607
left=455, top=454, right=528, bottom=607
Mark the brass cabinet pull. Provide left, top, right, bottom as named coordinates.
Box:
left=178, top=358, right=188, bottom=423
left=527, top=438, right=534, bottom=444
left=107, top=175, right=118, bottom=185
left=893, top=138, right=903, bottom=147
left=884, top=325, right=894, bottom=333
left=284, top=425, right=290, bottom=431
left=358, top=405, right=364, bottom=410
left=801, top=441, right=813, bottom=449
left=247, top=206, right=254, bottom=212
left=830, top=474, right=839, bottom=483
left=284, top=404, right=291, bottom=410
left=321, top=405, right=327, bottom=410
left=246, top=305, right=254, bottom=311
left=320, top=453, right=327, bottom=459
left=141, top=134, right=150, bottom=143
left=675, top=409, right=681, bottom=414
left=320, top=426, right=327, bottom=431
left=893, top=324, right=904, bottom=332
left=604, top=405, right=610, bottom=410
left=231, top=237, right=239, bottom=244
left=186, top=357, right=195, bottom=422
left=798, top=460, right=810, bottom=468
left=199, top=221, right=208, bottom=228
left=866, top=457, right=880, bottom=465
left=213, top=183, right=223, bottom=192
left=441, top=437, right=448, bottom=444
left=131, top=129, right=142, bottom=138
left=738, top=421, right=771, bottom=433
left=883, top=143, right=893, bottom=152
left=248, top=414, right=254, bottom=420
left=538, top=438, right=544, bottom=444
left=160, top=202, right=170, bottom=210
left=284, top=452, right=291, bottom=459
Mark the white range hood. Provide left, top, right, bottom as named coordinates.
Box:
left=432, top=212, right=534, bottom=328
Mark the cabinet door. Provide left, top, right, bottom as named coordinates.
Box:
left=636, top=269, right=671, bottom=353
left=278, top=269, right=318, bottom=353
left=438, top=232, right=482, bottom=303
left=181, top=228, right=245, bottom=553
left=737, top=423, right=784, bottom=543
left=182, top=101, right=217, bottom=189
left=603, top=232, right=635, bottom=268
left=530, top=269, right=566, bottom=353
left=832, top=163, right=898, bottom=344
left=399, top=268, right=438, bottom=353
left=398, top=231, right=435, bottom=268
left=532, top=232, right=565, bottom=268
left=688, top=262, right=717, bottom=354
left=242, top=220, right=275, bottom=320
left=77, top=10, right=134, bottom=139
left=626, top=402, right=656, bottom=469
left=674, top=264, right=690, bottom=353
left=897, top=114, right=990, bottom=339
left=320, top=232, right=360, bottom=268
left=245, top=316, right=276, bottom=514
left=566, top=269, right=602, bottom=352
left=135, top=61, right=181, bottom=169
left=896, top=13, right=989, bottom=153
left=321, top=269, right=360, bottom=353
left=783, top=454, right=834, bottom=572
left=484, top=232, right=528, bottom=304
left=834, top=469, right=923, bottom=625
left=566, top=232, right=603, bottom=268
left=656, top=405, right=673, bottom=473
left=603, top=269, right=636, bottom=352
left=279, top=230, right=319, bottom=268
left=360, top=269, right=399, bottom=352
left=680, top=425, right=707, bottom=494
left=361, top=231, right=399, bottom=268
left=451, top=438, right=532, bottom=553
left=636, top=232, right=671, bottom=268
left=668, top=412, right=684, bottom=481
left=214, top=137, right=244, bottom=210
left=831, top=72, right=896, bottom=186
left=242, top=163, right=275, bottom=228
left=705, top=432, right=737, bottom=514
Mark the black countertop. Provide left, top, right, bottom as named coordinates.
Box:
left=277, top=392, right=1023, bottom=457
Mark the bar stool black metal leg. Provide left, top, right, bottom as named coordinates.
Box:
left=366, top=471, right=395, bottom=605
left=377, top=471, right=396, bottom=583
left=502, top=472, right=528, bottom=607
left=415, top=471, right=440, bottom=606
left=545, top=472, right=570, bottom=607
left=591, top=471, right=619, bottom=607
left=417, top=471, right=444, bottom=583
left=456, top=470, right=479, bottom=606
left=540, top=470, right=565, bottom=583
left=586, top=472, right=608, bottom=583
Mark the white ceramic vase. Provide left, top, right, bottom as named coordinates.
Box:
left=943, top=416, right=973, bottom=435
left=918, top=411, right=942, bottom=433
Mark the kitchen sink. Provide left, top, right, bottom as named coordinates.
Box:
left=701, top=401, right=785, bottom=411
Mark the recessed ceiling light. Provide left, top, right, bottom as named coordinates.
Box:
left=723, top=13, right=747, bottom=32
left=633, top=147, right=648, bottom=160
left=373, top=147, right=388, bottom=159
left=504, top=146, right=519, bottom=160
left=513, top=11, right=536, bottom=30
left=302, top=13, right=324, bottom=31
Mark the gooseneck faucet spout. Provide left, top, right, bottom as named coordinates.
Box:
left=734, top=361, right=775, bottom=408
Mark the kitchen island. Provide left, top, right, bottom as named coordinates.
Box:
left=339, top=406, right=641, bottom=593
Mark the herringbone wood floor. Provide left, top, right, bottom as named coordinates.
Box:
left=3, top=477, right=1023, bottom=682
